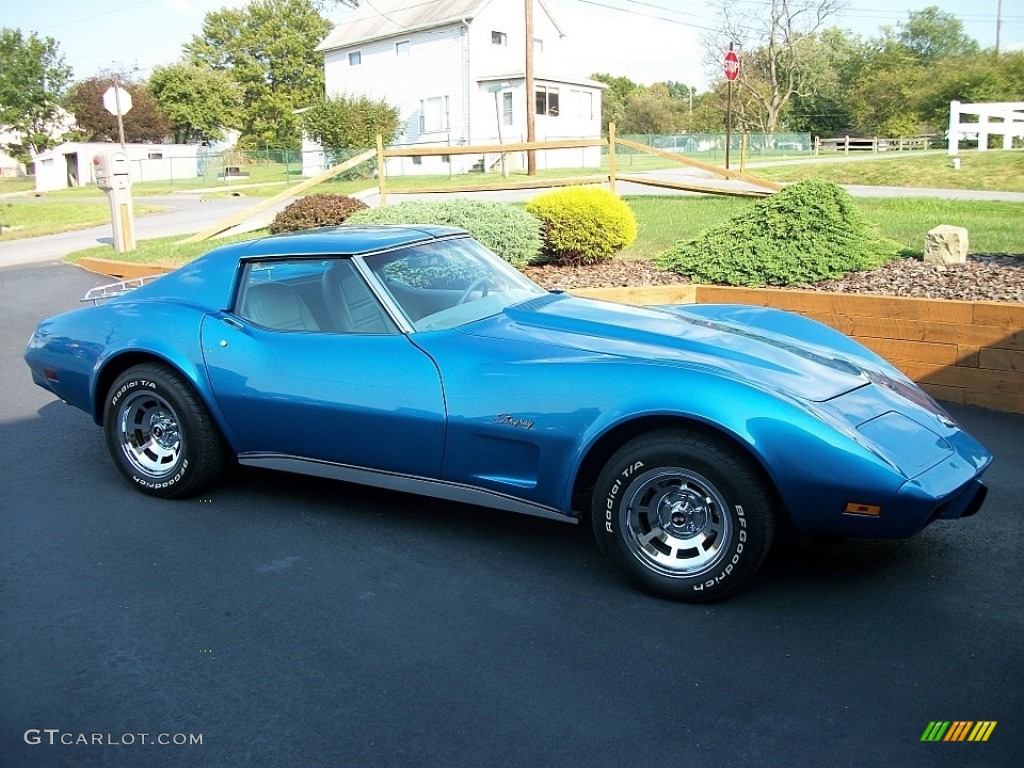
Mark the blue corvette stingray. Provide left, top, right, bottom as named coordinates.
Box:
left=25, top=226, right=992, bottom=601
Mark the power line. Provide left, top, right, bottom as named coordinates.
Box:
left=23, top=0, right=158, bottom=33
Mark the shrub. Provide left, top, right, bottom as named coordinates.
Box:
left=269, top=194, right=368, bottom=234
left=525, top=187, right=637, bottom=265
left=347, top=199, right=542, bottom=267
left=656, top=180, right=905, bottom=287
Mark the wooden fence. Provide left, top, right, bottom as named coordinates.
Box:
left=184, top=125, right=780, bottom=243
left=574, top=286, right=1024, bottom=415
left=814, top=136, right=932, bottom=154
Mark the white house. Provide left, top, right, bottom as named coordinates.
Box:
left=0, top=130, right=23, bottom=177
left=312, top=0, right=604, bottom=176
left=32, top=142, right=200, bottom=192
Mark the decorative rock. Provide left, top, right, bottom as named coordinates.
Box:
left=924, top=225, right=969, bottom=269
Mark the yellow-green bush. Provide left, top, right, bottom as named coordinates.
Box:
left=525, top=187, right=637, bottom=264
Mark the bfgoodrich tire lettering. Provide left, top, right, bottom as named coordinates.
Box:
left=103, top=363, right=227, bottom=499
left=592, top=430, right=774, bottom=602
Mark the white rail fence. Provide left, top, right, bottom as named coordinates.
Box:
left=947, top=100, right=1024, bottom=154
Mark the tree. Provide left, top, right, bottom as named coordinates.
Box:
left=703, top=0, right=847, bottom=133
left=618, top=84, right=686, bottom=135
left=591, top=73, right=643, bottom=132
left=302, top=94, right=400, bottom=152
left=0, top=28, right=72, bottom=162
left=897, top=6, right=979, bottom=63
left=148, top=63, right=241, bottom=144
left=186, top=0, right=333, bottom=150
left=67, top=73, right=170, bottom=143
left=787, top=27, right=866, bottom=136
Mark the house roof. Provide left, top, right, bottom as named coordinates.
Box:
left=317, top=0, right=565, bottom=53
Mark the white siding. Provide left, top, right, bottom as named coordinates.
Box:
left=323, top=24, right=472, bottom=174
left=317, top=0, right=602, bottom=176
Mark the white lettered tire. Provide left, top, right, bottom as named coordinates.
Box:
left=592, top=430, right=775, bottom=602
left=104, top=363, right=228, bottom=499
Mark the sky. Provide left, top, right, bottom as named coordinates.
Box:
left=4, top=0, right=1022, bottom=91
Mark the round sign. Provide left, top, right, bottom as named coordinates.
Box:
left=724, top=50, right=739, bottom=82
left=103, top=86, right=133, bottom=116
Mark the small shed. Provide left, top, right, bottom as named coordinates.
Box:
left=32, top=142, right=200, bottom=192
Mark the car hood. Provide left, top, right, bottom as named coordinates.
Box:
left=459, top=293, right=874, bottom=402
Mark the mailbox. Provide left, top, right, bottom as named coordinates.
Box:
left=93, top=150, right=131, bottom=190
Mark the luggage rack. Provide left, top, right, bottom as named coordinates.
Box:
left=81, top=274, right=165, bottom=305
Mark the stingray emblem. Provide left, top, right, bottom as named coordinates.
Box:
left=493, top=414, right=535, bottom=430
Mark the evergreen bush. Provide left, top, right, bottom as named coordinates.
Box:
left=347, top=199, right=542, bottom=267
left=656, top=180, right=904, bottom=286
left=525, top=187, right=637, bottom=265
left=269, top=194, right=368, bottom=234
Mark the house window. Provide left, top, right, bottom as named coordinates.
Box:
left=147, top=152, right=164, bottom=160
left=535, top=86, right=559, bottom=117
left=491, top=31, right=507, bottom=46
left=420, top=96, right=450, bottom=132
left=348, top=51, right=361, bottom=66
left=573, top=90, right=593, bottom=120
left=395, top=40, right=410, bottom=57
left=502, top=92, right=513, bottom=126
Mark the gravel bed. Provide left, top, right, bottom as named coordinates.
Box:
left=522, top=254, right=1024, bottom=303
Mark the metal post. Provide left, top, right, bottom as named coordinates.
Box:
left=113, top=79, right=126, bottom=150
left=725, top=44, right=733, bottom=170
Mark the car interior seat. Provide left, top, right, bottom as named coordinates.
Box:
left=241, top=281, right=320, bottom=331
left=321, top=261, right=397, bottom=334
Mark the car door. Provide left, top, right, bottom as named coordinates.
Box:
left=199, top=257, right=446, bottom=478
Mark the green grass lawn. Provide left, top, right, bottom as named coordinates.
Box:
left=619, top=195, right=1023, bottom=260
left=0, top=199, right=166, bottom=241
left=755, top=149, right=1024, bottom=192
left=0, top=176, right=35, bottom=194
left=66, top=229, right=268, bottom=266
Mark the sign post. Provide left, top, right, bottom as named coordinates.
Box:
left=724, top=46, right=739, bottom=170
left=99, top=84, right=136, bottom=252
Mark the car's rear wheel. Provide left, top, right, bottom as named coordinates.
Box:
left=103, top=363, right=227, bottom=499
left=592, top=430, right=774, bottom=602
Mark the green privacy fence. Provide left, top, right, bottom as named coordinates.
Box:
left=609, top=132, right=812, bottom=168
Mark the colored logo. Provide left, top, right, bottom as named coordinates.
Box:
left=920, top=721, right=997, bottom=742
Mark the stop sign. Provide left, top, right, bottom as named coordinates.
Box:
left=103, top=86, right=133, bottom=116
left=724, top=50, right=739, bottom=82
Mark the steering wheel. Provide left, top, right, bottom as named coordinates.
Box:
left=457, top=277, right=492, bottom=304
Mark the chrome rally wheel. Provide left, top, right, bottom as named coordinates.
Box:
left=117, top=390, right=183, bottom=479
left=619, top=467, right=733, bottom=579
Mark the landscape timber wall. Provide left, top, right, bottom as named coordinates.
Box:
left=575, top=286, right=1024, bottom=415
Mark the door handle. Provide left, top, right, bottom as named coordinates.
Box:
left=221, top=316, right=245, bottom=331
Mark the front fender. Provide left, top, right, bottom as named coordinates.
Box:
left=563, top=361, right=907, bottom=534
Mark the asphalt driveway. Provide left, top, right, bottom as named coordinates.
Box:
left=1, top=262, right=1022, bottom=767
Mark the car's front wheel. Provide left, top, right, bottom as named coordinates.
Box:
left=592, top=430, right=775, bottom=602
left=103, top=363, right=227, bottom=499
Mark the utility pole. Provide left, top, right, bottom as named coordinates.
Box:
left=525, top=0, right=536, bottom=175
left=995, top=0, right=1003, bottom=59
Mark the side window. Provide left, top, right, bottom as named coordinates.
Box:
left=235, top=259, right=398, bottom=335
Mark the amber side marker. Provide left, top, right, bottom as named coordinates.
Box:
left=844, top=502, right=881, bottom=516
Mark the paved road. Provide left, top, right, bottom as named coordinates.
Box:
left=1, top=263, right=1022, bottom=767
left=0, top=193, right=290, bottom=270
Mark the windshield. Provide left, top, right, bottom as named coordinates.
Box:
left=361, top=237, right=546, bottom=332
